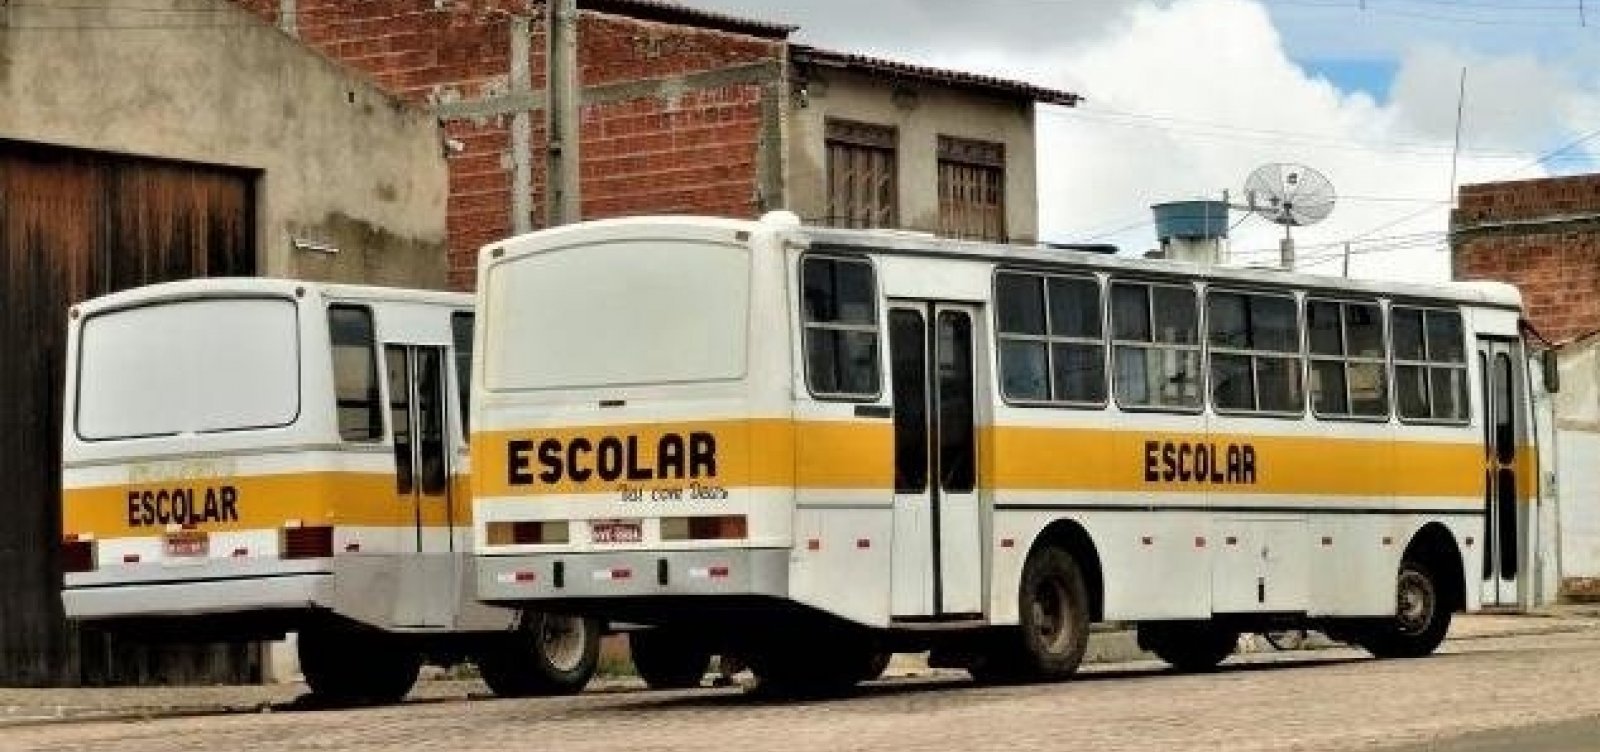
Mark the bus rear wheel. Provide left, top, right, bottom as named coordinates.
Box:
left=628, top=629, right=712, bottom=690
left=298, top=624, right=421, bottom=707
left=1360, top=559, right=1452, bottom=659
left=748, top=639, right=878, bottom=698
left=1137, top=621, right=1239, bottom=672
left=475, top=612, right=601, bottom=697
left=969, top=546, right=1089, bottom=684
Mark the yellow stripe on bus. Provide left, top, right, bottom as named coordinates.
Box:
left=472, top=420, right=1534, bottom=501
left=62, top=473, right=473, bottom=538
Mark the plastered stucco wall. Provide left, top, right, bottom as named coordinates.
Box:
left=0, top=0, right=448, bottom=287
left=786, top=68, right=1039, bottom=243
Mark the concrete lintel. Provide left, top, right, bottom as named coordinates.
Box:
left=580, top=61, right=781, bottom=107
left=1453, top=211, right=1600, bottom=241
left=432, top=61, right=782, bottom=122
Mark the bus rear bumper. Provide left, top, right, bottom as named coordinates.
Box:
left=476, top=548, right=789, bottom=604
left=62, top=573, right=332, bottom=621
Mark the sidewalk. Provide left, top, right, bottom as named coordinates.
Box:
left=4, top=606, right=1596, bottom=725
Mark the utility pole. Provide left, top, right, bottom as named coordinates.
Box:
left=1448, top=67, right=1467, bottom=208
left=546, top=0, right=581, bottom=227
left=1341, top=242, right=1351, bottom=278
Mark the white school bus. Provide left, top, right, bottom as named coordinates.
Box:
left=60, top=278, right=599, bottom=704
left=470, top=213, right=1541, bottom=693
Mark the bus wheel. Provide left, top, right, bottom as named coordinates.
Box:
left=629, top=629, right=712, bottom=690
left=1137, top=622, right=1238, bottom=672
left=1360, top=559, right=1452, bottom=659
left=748, top=640, right=876, bottom=698
left=299, top=625, right=421, bottom=706
left=970, top=546, right=1089, bottom=684
left=476, top=612, right=600, bottom=697
left=859, top=651, right=892, bottom=682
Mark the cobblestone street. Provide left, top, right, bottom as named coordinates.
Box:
left=7, top=622, right=1600, bottom=752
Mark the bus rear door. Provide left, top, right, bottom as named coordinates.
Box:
left=888, top=301, right=985, bottom=620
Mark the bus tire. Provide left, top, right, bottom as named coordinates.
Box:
left=476, top=612, right=600, bottom=697
left=298, top=625, right=421, bottom=707
left=859, top=651, right=892, bottom=682
left=748, top=640, right=875, bottom=698
left=1360, top=559, right=1452, bottom=659
left=1137, top=621, right=1238, bottom=672
left=628, top=629, right=712, bottom=690
left=969, top=546, right=1089, bottom=684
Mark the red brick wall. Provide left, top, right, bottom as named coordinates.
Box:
left=1453, top=175, right=1600, bottom=343
left=232, top=1, right=783, bottom=290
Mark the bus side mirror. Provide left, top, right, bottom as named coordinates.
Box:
left=1541, top=349, right=1561, bottom=394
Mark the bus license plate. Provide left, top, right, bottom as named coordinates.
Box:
left=164, top=531, right=210, bottom=559
left=591, top=520, right=642, bottom=544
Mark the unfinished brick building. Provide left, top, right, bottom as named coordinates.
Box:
left=234, top=0, right=1079, bottom=290
left=1453, top=173, right=1600, bottom=602
left=1453, top=174, right=1600, bottom=344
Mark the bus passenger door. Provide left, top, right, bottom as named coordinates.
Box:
left=1478, top=339, right=1528, bottom=609
left=385, top=344, right=454, bottom=555
left=888, top=302, right=985, bottom=620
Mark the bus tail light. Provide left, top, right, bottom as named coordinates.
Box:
left=661, top=515, right=747, bottom=542
left=61, top=537, right=96, bottom=573
left=282, top=525, right=333, bottom=559
left=486, top=520, right=570, bottom=546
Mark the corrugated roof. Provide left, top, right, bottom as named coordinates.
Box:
left=581, top=0, right=797, bottom=39
left=791, top=45, right=1081, bottom=107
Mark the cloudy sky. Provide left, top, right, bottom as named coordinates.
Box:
left=690, top=0, right=1600, bottom=282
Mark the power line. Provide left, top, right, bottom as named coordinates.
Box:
left=1045, top=107, right=1596, bottom=165
left=1262, top=0, right=1600, bottom=27
left=1339, top=124, right=1600, bottom=244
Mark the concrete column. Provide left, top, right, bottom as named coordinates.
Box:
left=278, top=0, right=297, bottom=36
left=545, top=0, right=581, bottom=226
left=510, top=15, right=534, bottom=234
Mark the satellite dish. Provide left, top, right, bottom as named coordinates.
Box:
left=1241, top=163, right=1336, bottom=269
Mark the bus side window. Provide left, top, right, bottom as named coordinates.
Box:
left=801, top=256, right=881, bottom=400
left=328, top=305, right=382, bottom=441
left=451, top=312, right=473, bottom=436
left=995, top=270, right=1105, bottom=406
left=1308, top=299, right=1388, bottom=420
left=1207, top=290, right=1302, bottom=415
left=1110, top=280, right=1201, bottom=410
left=1393, top=305, right=1469, bottom=423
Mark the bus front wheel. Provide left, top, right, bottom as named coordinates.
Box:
left=298, top=624, right=421, bottom=706
left=969, top=546, right=1089, bottom=684
left=1359, top=559, right=1452, bottom=659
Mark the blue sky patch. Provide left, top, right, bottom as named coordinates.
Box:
left=1298, top=58, right=1400, bottom=101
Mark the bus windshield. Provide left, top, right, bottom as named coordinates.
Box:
left=76, top=297, right=301, bottom=440
left=481, top=239, right=750, bottom=392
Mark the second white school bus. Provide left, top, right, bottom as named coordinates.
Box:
left=61, top=278, right=599, bottom=704
left=471, top=212, right=1541, bottom=692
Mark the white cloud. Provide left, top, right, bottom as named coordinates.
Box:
left=689, top=0, right=1597, bottom=282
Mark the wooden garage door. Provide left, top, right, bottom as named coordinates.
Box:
left=0, top=140, right=256, bottom=685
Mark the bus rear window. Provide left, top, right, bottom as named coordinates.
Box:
left=483, top=240, right=749, bottom=391
left=76, top=298, right=300, bottom=440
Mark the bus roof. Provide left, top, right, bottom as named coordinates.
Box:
left=73, top=277, right=471, bottom=315
left=484, top=214, right=1522, bottom=311
left=800, top=226, right=1522, bottom=311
